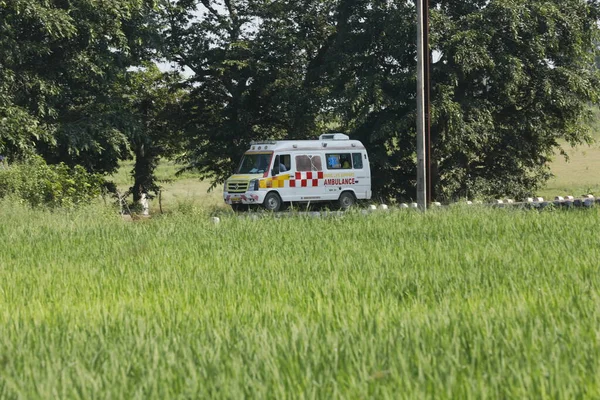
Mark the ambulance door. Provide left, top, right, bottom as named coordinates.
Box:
left=290, top=153, right=324, bottom=202
left=352, top=151, right=371, bottom=199
left=270, top=154, right=292, bottom=201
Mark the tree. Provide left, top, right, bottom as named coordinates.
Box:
left=0, top=0, right=72, bottom=158
left=298, top=0, right=420, bottom=199
left=296, top=0, right=600, bottom=200
left=0, top=0, right=159, bottom=174
left=9, top=0, right=593, bottom=201
left=157, top=0, right=342, bottom=187
left=114, top=63, right=185, bottom=202
left=428, top=0, right=600, bottom=199
left=163, top=0, right=600, bottom=200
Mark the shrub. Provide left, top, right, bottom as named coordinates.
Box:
left=0, top=156, right=104, bottom=208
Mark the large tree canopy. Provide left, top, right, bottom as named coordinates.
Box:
left=157, top=0, right=341, bottom=188
left=162, top=0, right=600, bottom=199
left=0, top=0, right=158, bottom=173
left=2, top=0, right=599, bottom=201
left=429, top=0, right=600, bottom=199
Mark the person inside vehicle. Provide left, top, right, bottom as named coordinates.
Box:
left=341, top=154, right=352, bottom=169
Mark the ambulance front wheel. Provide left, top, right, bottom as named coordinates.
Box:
left=263, top=192, right=282, bottom=212
left=338, top=192, right=356, bottom=210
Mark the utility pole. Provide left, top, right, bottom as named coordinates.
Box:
left=423, top=0, right=432, bottom=206
left=416, top=0, right=428, bottom=210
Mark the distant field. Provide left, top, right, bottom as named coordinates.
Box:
left=541, top=143, right=600, bottom=198
left=540, top=110, right=600, bottom=198
left=1, top=204, right=600, bottom=398
left=108, top=161, right=224, bottom=212
left=540, top=121, right=600, bottom=198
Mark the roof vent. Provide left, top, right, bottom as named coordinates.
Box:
left=250, top=140, right=277, bottom=145
left=319, top=133, right=350, bottom=141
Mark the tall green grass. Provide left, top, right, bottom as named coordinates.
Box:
left=1, top=203, right=599, bottom=398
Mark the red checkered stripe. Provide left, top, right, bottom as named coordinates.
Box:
left=289, top=171, right=324, bottom=188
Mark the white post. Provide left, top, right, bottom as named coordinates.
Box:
left=416, top=0, right=427, bottom=210
left=140, top=193, right=149, bottom=216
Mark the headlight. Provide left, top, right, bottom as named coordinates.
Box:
left=248, top=179, right=259, bottom=191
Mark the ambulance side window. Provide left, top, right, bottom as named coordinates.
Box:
left=296, top=155, right=322, bottom=171
left=280, top=155, right=291, bottom=171
left=311, top=156, right=322, bottom=171
left=352, top=153, right=363, bottom=169
left=326, top=153, right=352, bottom=169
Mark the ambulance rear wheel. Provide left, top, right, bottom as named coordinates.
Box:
left=263, top=192, right=282, bottom=212
left=338, top=192, right=356, bottom=210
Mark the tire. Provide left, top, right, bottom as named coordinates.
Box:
left=338, top=192, right=356, bottom=210
left=263, top=192, right=282, bottom=212
left=231, top=204, right=248, bottom=212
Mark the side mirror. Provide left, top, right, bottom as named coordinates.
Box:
left=271, top=168, right=277, bottom=176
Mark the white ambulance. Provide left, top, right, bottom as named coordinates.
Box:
left=223, top=134, right=372, bottom=211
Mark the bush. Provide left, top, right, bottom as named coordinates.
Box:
left=0, top=156, right=104, bottom=208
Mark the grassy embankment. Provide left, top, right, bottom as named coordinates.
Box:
left=1, top=204, right=600, bottom=398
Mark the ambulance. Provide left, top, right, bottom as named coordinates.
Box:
left=223, top=134, right=372, bottom=211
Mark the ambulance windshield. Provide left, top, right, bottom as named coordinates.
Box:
left=237, top=153, right=272, bottom=174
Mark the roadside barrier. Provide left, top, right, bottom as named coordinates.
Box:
left=226, top=195, right=599, bottom=220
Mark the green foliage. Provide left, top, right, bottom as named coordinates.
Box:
left=306, top=0, right=600, bottom=200
left=1, top=206, right=600, bottom=397
left=428, top=0, right=600, bottom=200
left=0, top=156, right=104, bottom=208
left=158, top=0, right=341, bottom=188
left=0, top=0, right=158, bottom=172
left=2, top=0, right=599, bottom=201
left=163, top=0, right=600, bottom=200
left=113, top=63, right=186, bottom=201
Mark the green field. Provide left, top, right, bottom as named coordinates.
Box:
left=1, top=203, right=600, bottom=398
left=1, top=126, right=599, bottom=399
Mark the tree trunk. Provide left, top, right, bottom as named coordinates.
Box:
left=132, top=143, right=156, bottom=203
